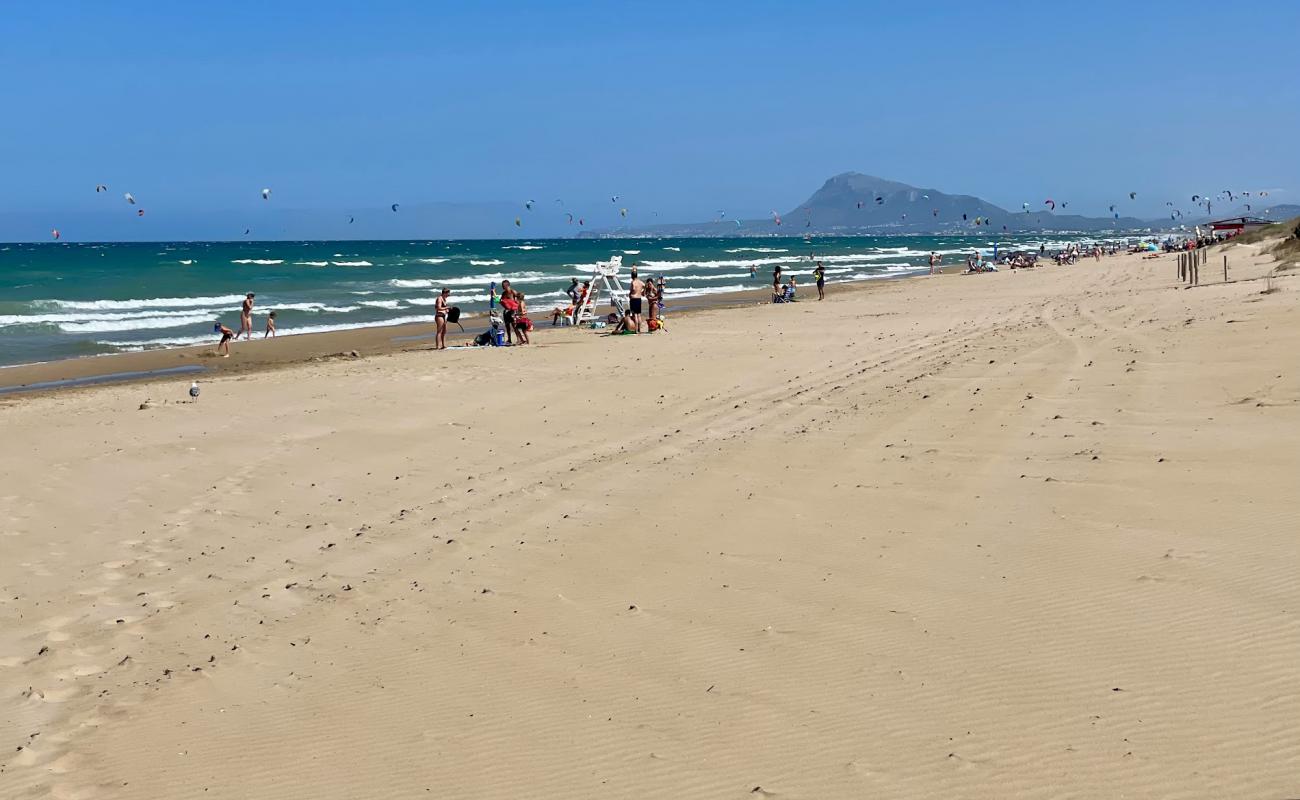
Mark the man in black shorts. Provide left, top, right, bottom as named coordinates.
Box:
left=628, top=268, right=644, bottom=333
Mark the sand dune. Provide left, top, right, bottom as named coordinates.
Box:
left=2, top=243, right=1298, bottom=799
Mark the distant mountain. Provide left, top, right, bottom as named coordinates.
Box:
left=581, top=171, right=1152, bottom=237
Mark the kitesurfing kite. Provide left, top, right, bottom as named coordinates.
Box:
left=244, top=228, right=251, bottom=235
left=1129, top=192, right=1137, bottom=200
left=515, top=217, right=522, bottom=227
left=51, top=228, right=60, bottom=240
left=348, top=216, right=354, bottom=224
left=125, top=192, right=136, bottom=205
left=1044, top=199, right=1056, bottom=211
left=932, top=208, right=939, bottom=217
left=1108, top=204, right=1116, bottom=213
left=391, top=204, right=399, bottom=213
left=261, top=188, right=271, bottom=200
left=1192, top=195, right=1200, bottom=203
left=962, top=213, right=968, bottom=221
left=610, top=195, right=619, bottom=203
left=525, top=200, right=534, bottom=210
left=1061, top=201, right=1069, bottom=209
left=771, top=211, right=782, bottom=226
left=620, top=208, right=628, bottom=218
left=95, top=184, right=107, bottom=193
left=856, top=201, right=864, bottom=209
left=137, top=209, right=145, bottom=217
left=1022, top=202, right=1030, bottom=213
left=565, top=212, right=574, bottom=224
left=874, top=196, right=884, bottom=205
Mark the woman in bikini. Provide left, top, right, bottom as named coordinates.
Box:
left=433, top=287, right=451, bottom=350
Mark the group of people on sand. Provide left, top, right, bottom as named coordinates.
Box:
left=771, top=262, right=826, bottom=303
left=214, top=293, right=276, bottom=357
left=608, top=267, right=666, bottom=334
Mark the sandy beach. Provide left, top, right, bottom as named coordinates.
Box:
left=2, top=240, right=1298, bottom=798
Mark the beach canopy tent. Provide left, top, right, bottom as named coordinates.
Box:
left=1208, top=216, right=1273, bottom=233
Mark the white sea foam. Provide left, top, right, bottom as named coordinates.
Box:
left=389, top=271, right=555, bottom=289
left=294, top=261, right=330, bottom=267
left=637, top=256, right=795, bottom=271
left=405, top=294, right=491, bottom=305
left=416, top=258, right=450, bottom=264
left=266, top=302, right=361, bottom=313
left=724, top=247, right=789, bottom=254
left=178, top=259, right=195, bottom=265
left=502, top=245, right=544, bottom=250
left=661, top=284, right=752, bottom=298
left=469, top=259, right=505, bottom=266
left=621, top=250, right=641, bottom=255
left=662, top=246, right=681, bottom=252
left=360, top=300, right=402, bottom=309
left=331, top=260, right=373, bottom=267
left=231, top=259, right=285, bottom=265
left=0, top=309, right=223, bottom=328
left=40, top=294, right=247, bottom=312
left=58, top=313, right=216, bottom=333
left=100, top=314, right=442, bottom=350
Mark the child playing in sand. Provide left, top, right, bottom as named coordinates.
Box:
left=264, top=311, right=277, bottom=338
left=214, top=321, right=234, bottom=357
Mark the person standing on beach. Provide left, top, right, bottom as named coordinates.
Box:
left=214, top=320, right=234, bottom=357
left=264, top=311, right=277, bottom=338
left=628, top=268, right=645, bottom=333
left=237, top=293, right=255, bottom=340
left=433, top=287, right=451, bottom=350
left=644, top=275, right=660, bottom=330
left=929, top=252, right=940, bottom=275
left=566, top=278, right=581, bottom=306
left=499, top=280, right=518, bottom=344
left=813, top=261, right=825, bottom=300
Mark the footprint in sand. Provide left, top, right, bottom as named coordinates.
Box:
left=102, top=614, right=142, bottom=627
left=26, top=685, right=80, bottom=703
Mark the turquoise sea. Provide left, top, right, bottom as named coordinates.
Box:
left=0, top=235, right=1093, bottom=368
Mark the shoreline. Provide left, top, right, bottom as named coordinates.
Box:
left=0, top=270, right=935, bottom=398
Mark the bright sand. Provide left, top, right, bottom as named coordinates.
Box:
left=2, top=241, right=1297, bottom=799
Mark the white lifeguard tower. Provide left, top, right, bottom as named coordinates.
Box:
left=571, top=255, right=627, bottom=326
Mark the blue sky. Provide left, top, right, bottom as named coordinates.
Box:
left=4, top=0, right=1297, bottom=238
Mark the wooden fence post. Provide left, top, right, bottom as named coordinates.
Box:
left=1224, top=254, right=1228, bottom=282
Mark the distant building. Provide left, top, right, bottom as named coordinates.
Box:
left=1207, top=216, right=1273, bottom=234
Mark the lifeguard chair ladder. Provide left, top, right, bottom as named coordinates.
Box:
left=572, top=255, right=627, bottom=326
